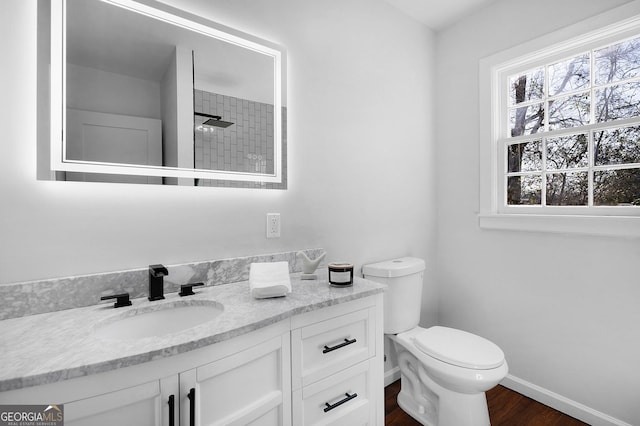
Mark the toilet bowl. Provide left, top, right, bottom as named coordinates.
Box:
left=390, top=326, right=508, bottom=426
left=362, top=257, right=508, bottom=426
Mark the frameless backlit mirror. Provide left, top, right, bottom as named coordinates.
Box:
left=44, top=0, right=286, bottom=188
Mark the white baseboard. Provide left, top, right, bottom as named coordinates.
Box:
left=384, top=366, right=400, bottom=387
left=502, top=375, right=633, bottom=426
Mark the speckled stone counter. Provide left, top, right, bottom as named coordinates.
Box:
left=0, top=248, right=326, bottom=320
left=0, top=273, right=385, bottom=392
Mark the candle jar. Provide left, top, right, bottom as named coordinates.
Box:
left=328, top=262, right=354, bottom=286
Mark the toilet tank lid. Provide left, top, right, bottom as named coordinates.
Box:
left=362, top=257, right=425, bottom=278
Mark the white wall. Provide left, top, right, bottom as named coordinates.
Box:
left=66, top=63, right=162, bottom=119
left=161, top=47, right=179, bottom=170
left=160, top=45, right=194, bottom=173
left=0, top=0, right=436, bottom=331
left=435, top=0, right=640, bottom=424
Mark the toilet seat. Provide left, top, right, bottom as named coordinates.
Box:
left=412, top=326, right=504, bottom=370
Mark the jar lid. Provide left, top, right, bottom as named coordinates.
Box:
left=328, top=262, right=353, bottom=270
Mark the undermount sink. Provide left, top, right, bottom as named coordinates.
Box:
left=95, top=300, right=224, bottom=340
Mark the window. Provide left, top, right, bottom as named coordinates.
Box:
left=479, top=4, right=640, bottom=236
left=505, top=37, right=640, bottom=210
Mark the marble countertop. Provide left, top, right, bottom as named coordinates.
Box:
left=0, top=274, right=385, bottom=392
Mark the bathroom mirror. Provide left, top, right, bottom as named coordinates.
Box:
left=44, top=0, right=286, bottom=188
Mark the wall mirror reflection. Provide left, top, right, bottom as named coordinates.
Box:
left=41, top=0, right=287, bottom=188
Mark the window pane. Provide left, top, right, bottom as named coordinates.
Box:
left=594, top=169, right=640, bottom=206
left=546, top=134, right=588, bottom=170
left=507, top=175, right=541, bottom=205
left=509, top=68, right=544, bottom=105
left=548, top=93, right=590, bottom=130
left=509, top=103, right=544, bottom=136
left=595, top=82, right=640, bottom=122
left=508, top=140, right=542, bottom=172
left=594, top=126, right=640, bottom=166
left=546, top=172, right=588, bottom=205
left=594, top=35, right=640, bottom=85
left=548, top=53, right=590, bottom=96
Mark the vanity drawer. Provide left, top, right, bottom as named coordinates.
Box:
left=292, top=359, right=374, bottom=426
left=292, top=307, right=375, bottom=389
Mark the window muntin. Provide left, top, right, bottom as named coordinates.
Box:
left=501, top=35, right=640, bottom=211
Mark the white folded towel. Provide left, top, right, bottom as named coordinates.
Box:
left=249, top=261, right=291, bottom=299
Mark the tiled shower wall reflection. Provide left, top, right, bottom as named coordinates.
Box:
left=193, top=89, right=287, bottom=189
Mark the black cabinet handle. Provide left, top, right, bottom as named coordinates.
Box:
left=187, top=388, right=195, bottom=426
left=323, top=338, right=357, bottom=354
left=168, top=395, right=175, bottom=426
left=324, top=392, right=358, bottom=412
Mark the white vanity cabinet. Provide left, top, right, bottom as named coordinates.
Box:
left=0, top=292, right=383, bottom=426
left=291, top=295, right=384, bottom=425
left=0, top=322, right=291, bottom=426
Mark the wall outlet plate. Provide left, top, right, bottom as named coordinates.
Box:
left=266, top=213, right=281, bottom=238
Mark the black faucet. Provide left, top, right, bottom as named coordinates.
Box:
left=148, top=264, right=168, bottom=301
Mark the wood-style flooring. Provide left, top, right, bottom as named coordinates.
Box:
left=385, top=381, right=589, bottom=426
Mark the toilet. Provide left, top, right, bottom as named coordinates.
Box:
left=362, top=257, right=508, bottom=426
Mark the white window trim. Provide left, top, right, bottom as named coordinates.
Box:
left=479, top=0, right=640, bottom=237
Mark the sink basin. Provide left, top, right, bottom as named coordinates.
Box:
left=95, top=300, right=223, bottom=340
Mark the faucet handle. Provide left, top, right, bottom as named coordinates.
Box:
left=100, top=293, right=132, bottom=308
left=179, top=282, right=205, bottom=297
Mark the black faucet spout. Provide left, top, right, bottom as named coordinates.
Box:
left=148, top=264, right=168, bottom=301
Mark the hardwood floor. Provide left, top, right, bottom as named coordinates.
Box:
left=385, top=381, right=589, bottom=425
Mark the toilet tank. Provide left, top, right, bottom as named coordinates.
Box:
left=362, top=257, right=425, bottom=334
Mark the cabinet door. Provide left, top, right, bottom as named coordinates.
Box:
left=180, top=333, right=291, bottom=426
left=64, top=375, right=178, bottom=426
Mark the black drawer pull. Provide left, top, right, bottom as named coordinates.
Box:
left=323, top=338, right=357, bottom=354
left=324, top=392, right=358, bottom=412
left=168, top=395, right=175, bottom=426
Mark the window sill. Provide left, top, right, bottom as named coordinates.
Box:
left=478, top=213, right=640, bottom=238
